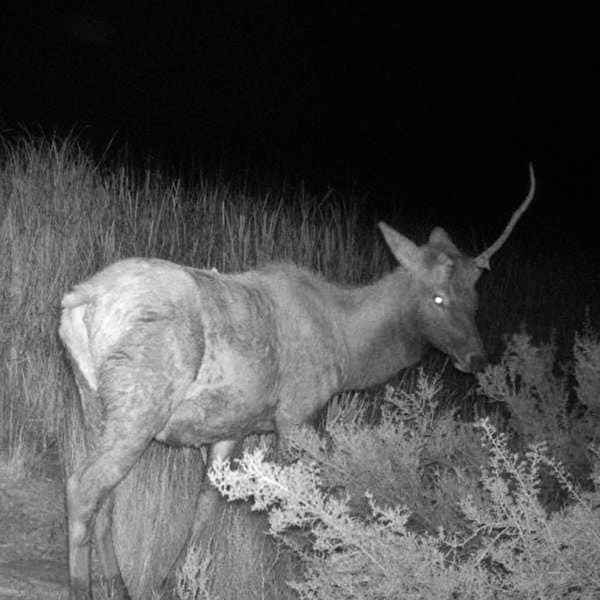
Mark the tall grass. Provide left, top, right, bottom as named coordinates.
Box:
left=1, top=136, right=109, bottom=452
left=211, top=333, right=600, bottom=599
left=1, top=135, right=594, bottom=598
left=0, top=135, right=385, bottom=598
left=0, top=135, right=385, bottom=453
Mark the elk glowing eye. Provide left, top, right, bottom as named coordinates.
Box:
left=434, top=295, right=444, bottom=306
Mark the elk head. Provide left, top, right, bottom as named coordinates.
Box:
left=379, top=164, right=535, bottom=374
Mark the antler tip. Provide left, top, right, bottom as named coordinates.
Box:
left=474, top=162, right=535, bottom=270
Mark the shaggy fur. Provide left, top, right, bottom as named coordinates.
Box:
left=60, top=223, right=488, bottom=600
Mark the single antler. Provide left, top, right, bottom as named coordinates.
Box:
left=475, top=163, right=536, bottom=270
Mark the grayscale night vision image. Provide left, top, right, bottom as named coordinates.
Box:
left=1, top=4, right=598, bottom=599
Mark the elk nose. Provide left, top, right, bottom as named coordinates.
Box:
left=467, top=353, right=488, bottom=373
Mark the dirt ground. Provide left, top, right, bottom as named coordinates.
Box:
left=0, top=448, right=69, bottom=599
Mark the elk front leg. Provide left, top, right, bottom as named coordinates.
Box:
left=189, top=439, right=239, bottom=544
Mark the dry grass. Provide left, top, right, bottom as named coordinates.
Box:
left=1, top=135, right=596, bottom=598
left=0, top=135, right=383, bottom=598
left=0, top=450, right=66, bottom=564
left=112, top=444, right=205, bottom=599
left=176, top=499, right=300, bottom=600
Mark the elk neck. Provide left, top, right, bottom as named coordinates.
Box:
left=335, top=267, right=426, bottom=390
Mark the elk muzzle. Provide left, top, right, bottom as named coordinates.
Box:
left=454, top=351, right=487, bottom=374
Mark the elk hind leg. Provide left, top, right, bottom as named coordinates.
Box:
left=67, top=468, right=93, bottom=600
left=68, top=320, right=194, bottom=599
left=67, top=429, right=152, bottom=600
left=67, top=375, right=172, bottom=599
left=95, top=493, right=131, bottom=599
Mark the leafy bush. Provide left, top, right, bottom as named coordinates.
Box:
left=208, top=332, right=600, bottom=599
left=461, top=419, right=600, bottom=599
left=281, top=373, right=487, bottom=538
left=477, top=330, right=600, bottom=497
left=210, top=440, right=496, bottom=600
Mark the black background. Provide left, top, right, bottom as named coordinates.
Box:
left=2, top=3, right=598, bottom=241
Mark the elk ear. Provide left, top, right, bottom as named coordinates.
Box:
left=378, top=222, right=422, bottom=272
left=428, top=227, right=460, bottom=254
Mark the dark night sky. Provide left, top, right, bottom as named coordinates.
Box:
left=2, top=3, right=599, bottom=238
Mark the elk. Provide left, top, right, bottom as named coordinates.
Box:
left=59, top=165, right=535, bottom=600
